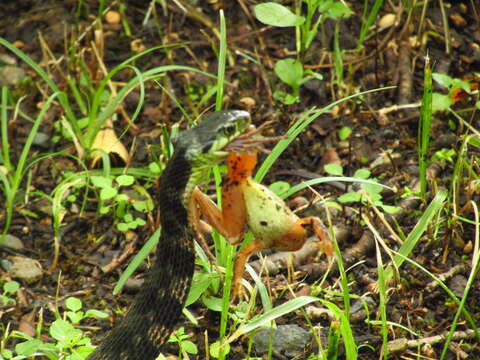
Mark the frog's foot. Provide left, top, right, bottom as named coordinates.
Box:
left=232, top=238, right=266, bottom=300
left=298, top=216, right=334, bottom=258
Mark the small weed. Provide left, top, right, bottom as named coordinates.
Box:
left=1, top=296, right=107, bottom=360
left=89, top=174, right=153, bottom=232
left=167, top=327, right=198, bottom=359
left=0, top=281, right=19, bottom=307
left=324, top=164, right=400, bottom=214
left=254, top=1, right=351, bottom=104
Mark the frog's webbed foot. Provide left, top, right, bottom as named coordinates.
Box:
left=297, top=216, right=334, bottom=258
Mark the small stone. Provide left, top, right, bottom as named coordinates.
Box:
left=124, top=278, right=144, bottom=293
left=378, top=13, right=396, bottom=30
left=0, top=54, right=16, bottom=66
left=32, top=132, right=50, bottom=149
left=448, top=274, right=467, bottom=298
left=8, top=256, right=43, bottom=284
left=449, top=13, right=467, bottom=27
left=0, top=66, right=26, bottom=86
left=105, top=10, right=121, bottom=25
left=0, top=234, right=24, bottom=250
left=239, top=97, right=256, bottom=107
left=254, top=324, right=311, bottom=357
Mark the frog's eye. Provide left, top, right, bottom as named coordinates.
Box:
left=201, top=140, right=213, bottom=153
left=221, top=122, right=237, bottom=137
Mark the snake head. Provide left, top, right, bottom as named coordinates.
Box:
left=173, top=110, right=252, bottom=166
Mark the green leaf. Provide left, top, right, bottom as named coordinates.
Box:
left=324, top=163, right=343, bottom=176
left=254, top=3, right=305, bottom=27
left=115, top=193, right=129, bottom=202
left=269, top=181, right=291, bottom=196
left=1, top=348, right=13, bottom=359
left=15, top=339, right=43, bottom=356
left=134, top=217, right=146, bottom=226
left=353, top=168, right=370, bottom=179
left=85, top=309, right=109, bottom=318
left=148, top=162, right=161, bottom=174
left=209, top=341, right=231, bottom=358
left=381, top=205, right=401, bottom=214
left=65, top=296, right=82, bottom=312
left=360, top=182, right=383, bottom=196
left=66, top=310, right=83, bottom=324
left=116, top=174, right=134, bottom=186
left=274, top=58, right=303, bottom=89
left=49, top=319, right=80, bottom=343
left=132, top=200, right=149, bottom=212
left=337, top=192, right=362, bottom=203
left=90, top=175, right=112, bottom=189
left=100, top=187, right=117, bottom=200
left=203, top=296, right=223, bottom=312
left=3, top=280, right=19, bottom=294
left=432, top=73, right=453, bottom=88
left=432, top=92, right=452, bottom=112
left=100, top=205, right=110, bottom=214
left=117, top=223, right=129, bottom=232
left=325, top=1, right=353, bottom=19
left=185, top=272, right=215, bottom=307
left=338, top=126, right=352, bottom=140
left=182, top=340, right=198, bottom=355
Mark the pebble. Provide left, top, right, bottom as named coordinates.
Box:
left=8, top=256, right=43, bottom=284
left=0, top=65, right=26, bottom=86
left=0, top=54, right=17, bottom=66
left=32, top=132, right=51, bottom=149
left=0, top=234, right=24, bottom=250
left=448, top=274, right=467, bottom=298
left=254, top=324, right=311, bottom=358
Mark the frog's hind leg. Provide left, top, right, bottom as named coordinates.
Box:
left=232, top=238, right=266, bottom=300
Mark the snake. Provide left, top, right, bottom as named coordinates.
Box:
left=87, top=110, right=253, bottom=360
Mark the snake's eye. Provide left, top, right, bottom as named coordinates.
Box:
left=222, top=122, right=237, bottom=137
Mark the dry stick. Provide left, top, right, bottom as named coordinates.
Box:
left=425, top=263, right=467, bottom=292
left=101, top=239, right=137, bottom=274
left=387, top=329, right=476, bottom=353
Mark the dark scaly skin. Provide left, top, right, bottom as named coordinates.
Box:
left=87, top=110, right=251, bottom=360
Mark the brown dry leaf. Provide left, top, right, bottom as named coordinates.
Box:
left=19, top=311, right=36, bottom=337
left=90, top=119, right=129, bottom=167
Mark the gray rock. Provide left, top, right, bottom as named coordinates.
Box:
left=254, top=324, right=311, bottom=358
left=32, top=132, right=50, bottom=149
left=449, top=274, right=468, bottom=298
left=0, top=234, right=24, bottom=250
left=0, top=66, right=26, bottom=86
left=8, top=256, right=43, bottom=284
left=0, top=54, right=16, bottom=66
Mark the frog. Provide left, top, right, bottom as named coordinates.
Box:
left=190, top=145, right=333, bottom=298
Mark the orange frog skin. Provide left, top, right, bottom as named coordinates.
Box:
left=191, top=150, right=333, bottom=298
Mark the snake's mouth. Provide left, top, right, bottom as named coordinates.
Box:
left=224, top=122, right=286, bottom=154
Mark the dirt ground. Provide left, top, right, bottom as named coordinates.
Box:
left=1, top=1, right=479, bottom=359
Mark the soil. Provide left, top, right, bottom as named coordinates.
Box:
left=0, top=1, right=479, bottom=359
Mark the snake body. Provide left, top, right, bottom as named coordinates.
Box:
left=87, top=110, right=252, bottom=360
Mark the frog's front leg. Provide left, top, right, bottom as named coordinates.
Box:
left=188, top=185, right=246, bottom=254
